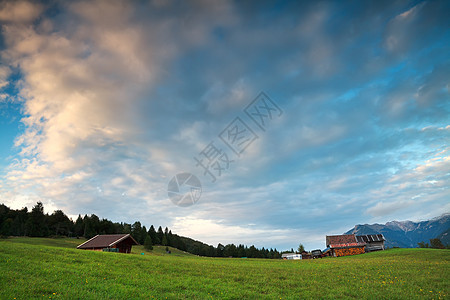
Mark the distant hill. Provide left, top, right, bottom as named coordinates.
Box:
left=345, top=214, right=450, bottom=248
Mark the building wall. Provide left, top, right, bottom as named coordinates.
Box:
left=117, top=241, right=133, bottom=253
left=365, top=242, right=384, bottom=252
left=333, top=246, right=365, bottom=257
left=80, top=248, right=103, bottom=251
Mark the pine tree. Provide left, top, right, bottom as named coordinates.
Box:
left=148, top=225, right=159, bottom=245
left=131, top=221, right=143, bottom=244
left=162, top=235, right=168, bottom=246
left=74, top=215, right=84, bottom=237
left=157, top=226, right=164, bottom=245
left=141, top=226, right=147, bottom=244
left=144, top=235, right=153, bottom=250
left=167, top=230, right=173, bottom=247
left=26, top=202, right=48, bottom=237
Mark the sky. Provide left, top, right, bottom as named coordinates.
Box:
left=0, top=0, right=449, bottom=251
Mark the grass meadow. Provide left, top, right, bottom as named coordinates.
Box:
left=0, top=237, right=448, bottom=299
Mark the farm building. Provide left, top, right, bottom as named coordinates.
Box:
left=356, top=234, right=385, bottom=252
left=326, top=234, right=365, bottom=257
left=281, top=253, right=302, bottom=260
left=300, top=251, right=311, bottom=259
left=77, top=234, right=138, bottom=253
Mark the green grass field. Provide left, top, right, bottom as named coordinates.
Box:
left=0, top=237, right=448, bottom=299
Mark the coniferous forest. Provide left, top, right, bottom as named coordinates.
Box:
left=0, top=202, right=283, bottom=258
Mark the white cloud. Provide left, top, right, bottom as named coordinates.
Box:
left=1, top=1, right=164, bottom=212
left=171, top=216, right=324, bottom=250
left=0, top=66, right=10, bottom=89
left=0, top=1, right=43, bottom=23
left=0, top=0, right=448, bottom=252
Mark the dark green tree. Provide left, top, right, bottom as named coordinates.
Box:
left=122, top=223, right=132, bottom=234
left=74, top=215, right=84, bottom=237
left=248, top=245, right=258, bottom=258
left=162, top=235, right=168, bottom=246
left=224, top=244, right=237, bottom=257
left=26, top=202, right=48, bottom=237
left=83, top=215, right=98, bottom=239
left=99, top=219, right=116, bottom=234
left=131, top=221, right=144, bottom=244
left=297, top=243, right=305, bottom=253
left=48, top=210, right=72, bottom=236
left=148, top=225, right=159, bottom=245
left=430, top=238, right=445, bottom=249
left=140, top=226, right=148, bottom=244
left=167, top=230, right=173, bottom=247
left=12, top=208, right=28, bottom=236
left=157, top=226, right=164, bottom=245
left=0, top=218, right=13, bottom=236
left=216, top=243, right=224, bottom=257
left=418, top=241, right=429, bottom=248
left=144, top=234, right=153, bottom=250
left=237, top=244, right=246, bottom=257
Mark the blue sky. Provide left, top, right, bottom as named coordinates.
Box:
left=0, top=0, right=448, bottom=251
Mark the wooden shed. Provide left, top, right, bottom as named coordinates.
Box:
left=326, top=234, right=365, bottom=257
left=356, top=234, right=385, bottom=252
left=77, top=234, right=138, bottom=253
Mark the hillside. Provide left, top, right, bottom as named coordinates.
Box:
left=346, top=214, right=450, bottom=248
left=0, top=203, right=281, bottom=258
left=438, top=228, right=450, bottom=245
left=0, top=237, right=449, bottom=299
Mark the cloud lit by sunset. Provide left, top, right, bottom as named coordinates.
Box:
left=0, top=0, right=448, bottom=250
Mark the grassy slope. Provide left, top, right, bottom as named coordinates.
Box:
left=0, top=238, right=448, bottom=299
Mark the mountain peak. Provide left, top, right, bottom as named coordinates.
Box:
left=345, top=214, right=450, bottom=248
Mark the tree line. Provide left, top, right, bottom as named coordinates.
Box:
left=418, top=238, right=448, bottom=249
left=0, top=202, right=284, bottom=258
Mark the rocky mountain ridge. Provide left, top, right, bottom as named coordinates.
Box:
left=345, top=214, right=449, bottom=248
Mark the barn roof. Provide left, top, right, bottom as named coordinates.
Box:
left=77, top=234, right=138, bottom=249
left=356, top=234, right=385, bottom=243
left=326, top=234, right=365, bottom=248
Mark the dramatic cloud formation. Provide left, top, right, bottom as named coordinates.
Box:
left=0, top=0, right=448, bottom=250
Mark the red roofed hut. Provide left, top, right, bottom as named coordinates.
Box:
left=326, top=234, right=365, bottom=257
left=77, top=234, right=138, bottom=253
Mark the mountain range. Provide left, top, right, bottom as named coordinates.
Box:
left=345, top=214, right=450, bottom=248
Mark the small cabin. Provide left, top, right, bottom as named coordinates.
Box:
left=77, top=234, right=138, bottom=253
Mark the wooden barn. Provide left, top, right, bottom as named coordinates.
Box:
left=326, top=234, right=365, bottom=257
left=356, top=234, right=385, bottom=252
left=77, top=234, right=138, bottom=253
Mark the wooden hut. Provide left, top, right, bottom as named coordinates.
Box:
left=77, top=234, right=138, bottom=253
left=326, top=234, right=365, bottom=257
left=356, top=234, right=385, bottom=252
